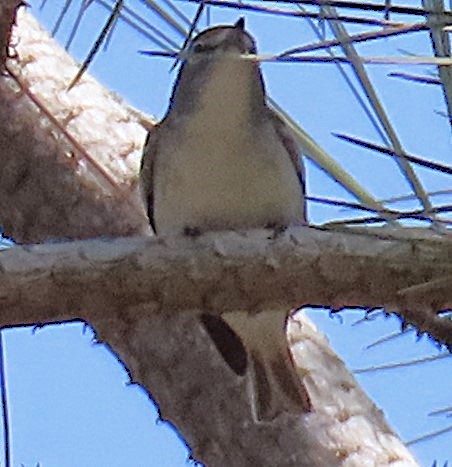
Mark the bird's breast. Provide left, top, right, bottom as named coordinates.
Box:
left=153, top=113, right=304, bottom=235
left=197, top=58, right=254, bottom=127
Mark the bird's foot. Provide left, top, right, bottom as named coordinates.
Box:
left=183, top=226, right=202, bottom=236
left=265, top=223, right=287, bottom=240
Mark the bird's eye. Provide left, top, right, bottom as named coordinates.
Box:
left=192, top=42, right=215, bottom=54
left=193, top=43, right=206, bottom=53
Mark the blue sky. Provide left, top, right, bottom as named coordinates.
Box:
left=2, top=1, right=451, bottom=466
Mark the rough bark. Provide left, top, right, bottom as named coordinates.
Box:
left=0, top=4, right=434, bottom=465
left=0, top=229, right=450, bottom=338
left=1, top=5, right=150, bottom=242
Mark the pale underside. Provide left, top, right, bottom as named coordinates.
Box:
left=152, top=57, right=304, bottom=235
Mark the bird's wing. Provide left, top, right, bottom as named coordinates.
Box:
left=267, top=109, right=307, bottom=223
left=140, top=124, right=160, bottom=234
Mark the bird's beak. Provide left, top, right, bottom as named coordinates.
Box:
left=176, top=47, right=190, bottom=62
left=169, top=46, right=190, bottom=72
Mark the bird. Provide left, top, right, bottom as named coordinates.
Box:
left=140, top=17, right=311, bottom=421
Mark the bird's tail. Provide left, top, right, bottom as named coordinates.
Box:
left=202, top=310, right=311, bottom=422
left=250, top=344, right=311, bottom=421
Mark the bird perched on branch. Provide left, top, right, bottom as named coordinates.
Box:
left=140, top=17, right=311, bottom=421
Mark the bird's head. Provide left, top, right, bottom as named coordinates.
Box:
left=181, top=17, right=257, bottom=65
left=168, top=18, right=265, bottom=117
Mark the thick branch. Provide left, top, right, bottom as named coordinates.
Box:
left=101, top=308, right=416, bottom=466
left=0, top=8, right=150, bottom=242
left=0, top=228, right=427, bottom=465
left=0, top=228, right=450, bottom=343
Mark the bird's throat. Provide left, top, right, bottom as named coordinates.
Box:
left=190, top=58, right=263, bottom=132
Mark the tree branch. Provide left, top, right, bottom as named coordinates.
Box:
left=0, top=228, right=428, bottom=465
left=0, top=228, right=450, bottom=330
left=1, top=7, right=150, bottom=242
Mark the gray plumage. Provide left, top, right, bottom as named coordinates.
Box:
left=140, top=18, right=311, bottom=421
